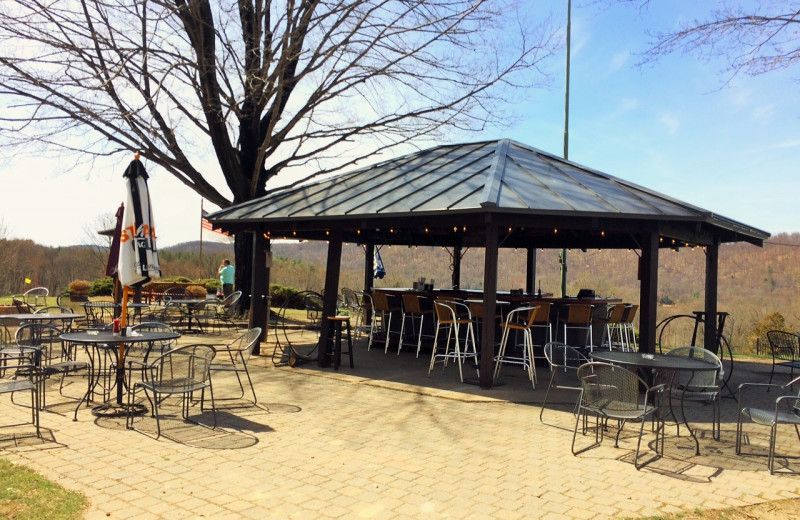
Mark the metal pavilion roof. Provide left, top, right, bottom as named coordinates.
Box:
left=209, top=139, right=769, bottom=248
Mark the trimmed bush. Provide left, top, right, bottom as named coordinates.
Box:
left=89, top=277, right=115, bottom=296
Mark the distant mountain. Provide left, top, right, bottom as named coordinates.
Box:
left=164, top=241, right=234, bottom=254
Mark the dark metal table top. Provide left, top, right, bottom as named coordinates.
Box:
left=0, top=313, right=84, bottom=321
left=60, top=330, right=180, bottom=345
left=590, top=350, right=717, bottom=372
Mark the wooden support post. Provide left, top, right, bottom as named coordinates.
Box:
left=452, top=245, right=462, bottom=290
left=318, top=231, right=343, bottom=367
left=526, top=247, right=536, bottom=294
left=638, top=232, right=659, bottom=354
left=704, top=241, right=720, bottom=354
left=248, top=231, right=270, bottom=354
left=480, top=219, right=499, bottom=388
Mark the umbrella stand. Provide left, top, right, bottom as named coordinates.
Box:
left=90, top=285, right=147, bottom=418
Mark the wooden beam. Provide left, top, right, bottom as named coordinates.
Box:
left=317, top=231, right=343, bottom=367
left=364, top=243, right=374, bottom=324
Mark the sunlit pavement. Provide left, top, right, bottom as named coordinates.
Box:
left=1, top=328, right=799, bottom=519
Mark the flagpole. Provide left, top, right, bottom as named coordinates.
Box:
left=199, top=198, right=204, bottom=264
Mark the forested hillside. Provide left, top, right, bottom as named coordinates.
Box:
left=3, top=233, right=798, bottom=350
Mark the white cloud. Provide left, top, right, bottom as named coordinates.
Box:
left=659, top=113, right=680, bottom=135
left=609, top=51, right=629, bottom=74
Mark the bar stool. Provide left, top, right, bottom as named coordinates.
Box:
left=620, top=304, right=639, bottom=351
left=398, top=294, right=433, bottom=357
left=326, top=315, right=354, bottom=370
left=428, top=300, right=478, bottom=383
left=493, top=306, right=538, bottom=388
left=529, top=302, right=552, bottom=365
left=368, top=291, right=400, bottom=352
left=601, top=303, right=627, bottom=350
left=559, top=303, right=594, bottom=351
left=467, top=300, right=505, bottom=351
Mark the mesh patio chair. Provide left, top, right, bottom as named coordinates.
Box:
left=14, top=323, right=90, bottom=409
left=572, top=361, right=665, bottom=470
left=209, top=327, right=262, bottom=404
left=539, top=341, right=590, bottom=422
left=664, top=346, right=723, bottom=441
left=22, top=287, right=49, bottom=311
left=766, top=330, right=800, bottom=386
left=0, top=351, right=41, bottom=439
left=210, top=291, right=242, bottom=332
left=35, top=306, right=78, bottom=331
left=736, top=375, right=800, bottom=474
left=125, top=322, right=178, bottom=372
left=126, top=344, right=216, bottom=439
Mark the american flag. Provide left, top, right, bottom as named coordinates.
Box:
left=201, top=209, right=234, bottom=244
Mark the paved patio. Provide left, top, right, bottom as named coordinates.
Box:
left=1, top=329, right=799, bottom=519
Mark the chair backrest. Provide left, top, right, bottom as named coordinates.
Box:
left=544, top=341, right=590, bottom=370
left=228, top=327, right=262, bottom=363
left=402, top=294, right=423, bottom=314
left=504, top=306, right=537, bottom=329
left=531, top=302, right=551, bottom=324
left=664, top=346, right=723, bottom=388
left=23, top=287, right=49, bottom=309
left=153, top=344, right=215, bottom=387
left=434, top=301, right=457, bottom=324
left=767, top=330, right=799, bottom=361
left=622, top=304, right=639, bottom=324
left=341, top=288, right=360, bottom=309
left=565, top=304, right=593, bottom=325
left=577, top=362, right=646, bottom=412
left=220, top=291, right=242, bottom=317
left=372, top=291, right=390, bottom=312
left=606, top=303, right=627, bottom=324
left=15, top=323, right=66, bottom=362
left=132, top=321, right=177, bottom=355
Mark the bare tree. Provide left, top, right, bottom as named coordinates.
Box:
left=0, top=0, right=556, bottom=304
left=622, top=2, right=800, bottom=79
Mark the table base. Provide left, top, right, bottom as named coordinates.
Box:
left=92, top=402, right=148, bottom=418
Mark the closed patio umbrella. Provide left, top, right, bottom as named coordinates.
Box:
left=115, top=154, right=161, bottom=405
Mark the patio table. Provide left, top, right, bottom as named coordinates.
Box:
left=167, top=299, right=207, bottom=333
left=590, top=350, right=718, bottom=455
left=61, top=330, right=180, bottom=418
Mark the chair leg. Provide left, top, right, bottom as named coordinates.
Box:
left=396, top=311, right=407, bottom=355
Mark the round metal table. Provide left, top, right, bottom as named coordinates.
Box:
left=61, top=330, right=180, bottom=418
left=590, top=350, right=718, bottom=455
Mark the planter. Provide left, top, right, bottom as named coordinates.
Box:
left=70, top=292, right=89, bottom=302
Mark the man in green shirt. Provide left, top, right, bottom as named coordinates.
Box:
left=218, top=259, right=235, bottom=297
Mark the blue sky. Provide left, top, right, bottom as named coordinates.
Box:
left=0, top=1, right=796, bottom=247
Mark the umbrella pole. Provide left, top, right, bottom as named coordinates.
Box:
left=117, top=286, right=131, bottom=405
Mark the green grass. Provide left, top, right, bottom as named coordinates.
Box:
left=0, top=458, right=87, bottom=520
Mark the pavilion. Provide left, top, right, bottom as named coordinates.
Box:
left=208, top=138, right=769, bottom=387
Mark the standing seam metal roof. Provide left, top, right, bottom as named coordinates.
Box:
left=209, top=138, right=768, bottom=242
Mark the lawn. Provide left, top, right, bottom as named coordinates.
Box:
left=0, top=458, right=87, bottom=520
